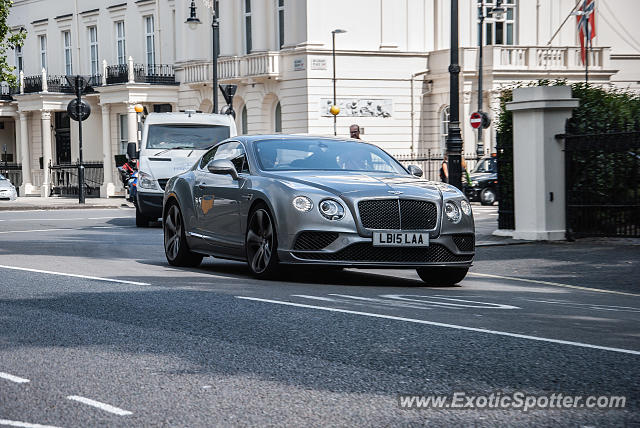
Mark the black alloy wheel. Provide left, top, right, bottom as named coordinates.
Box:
left=164, top=203, right=203, bottom=267
left=246, top=205, right=279, bottom=278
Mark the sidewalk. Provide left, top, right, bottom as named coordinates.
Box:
left=0, top=197, right=134, bottom=211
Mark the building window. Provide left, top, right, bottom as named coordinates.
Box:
left=119, top=114, right=128, bottom=154
left=89, top=27, right=99, bottom=76
left=14, top=45, right=23, bottom=76
left=479, top=0, right=516, bottom=45
left=241, top=105, right=248, bottom=134
left=63, top=31, right=72, bottom=75
left=144, top=15, right=155, bottom=66
left=116, top=21, right=126, bottom=65
left=38, top=35, right=47, bottom=70
left=244, top=0, right=252, bottom=54
left=440, top=105, right=450, bottom=152
left=277, top=0, right=285, bottom=49
left=274, top=102, right=282, bottom=133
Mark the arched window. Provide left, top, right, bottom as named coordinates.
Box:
left=274, top=102, right=282, bottom=133
left=241, top=106, right=248, bottom=134
left=440, top=105, right=450, bottom=152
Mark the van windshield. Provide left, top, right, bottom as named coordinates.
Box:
left=145, top=124, right=230, bottom=150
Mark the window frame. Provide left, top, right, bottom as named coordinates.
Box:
left=274, top=102, right=282, bottom=133
left=116, top=21, right=126, bottom=65
left=276, top=0, right=285, bottom=50
left=14, top=45, right=23, bottom=77
left=38, top=35, right=47, bottom=71
left=88, top=26, right=99, bottom=77
left=62, top=30, right=72, bottom=75
left=478, top=0, right=517, bottom=46
left=200, top=141, right=250, bottom=174
left=244, top=0, right=252, bottom=54
left=118, top=114, right=129, bottom=154
left=440, top=105, right=450, bottom=152
left=144, top=15, right=156, bottom=66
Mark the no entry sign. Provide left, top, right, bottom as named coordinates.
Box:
left=470, top=112, right=482, bottom=129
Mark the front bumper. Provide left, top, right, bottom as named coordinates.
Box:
left=277, top=231, right=474, bottom=268
left=136, top=191, right=164, bottom=219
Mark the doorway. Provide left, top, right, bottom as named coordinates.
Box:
left=55, top=112, right=71, bottom=164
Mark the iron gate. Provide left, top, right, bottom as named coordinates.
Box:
left=50, top=162, right=104, bottom=198
left=496, top=132, right=514, bottom=230
left=563, top=131, right=640, bottom=238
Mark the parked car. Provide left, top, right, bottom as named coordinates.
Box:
left=162, top=135, right=475, bottom=285
left=0, top=173, right=17, bottom=201
left=464, top=155, right=498, bottom=205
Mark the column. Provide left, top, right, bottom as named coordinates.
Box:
left=101, top=104, right=116, bottom=197
left=18, top=111, right=33, bottom=195
left=13, top=115, right=21, bottom=168
left=127, top=104, right=138, bottom=146
left=506, top=86, right=579, bottom=241
left=41, top=110, right=52, bottom=197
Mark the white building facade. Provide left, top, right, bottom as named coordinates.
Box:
left=2, top=0, right=639, bottom=197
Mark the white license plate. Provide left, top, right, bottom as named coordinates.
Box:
left=372, top=232, right=429, bottom=247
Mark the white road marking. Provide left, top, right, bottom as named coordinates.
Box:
left=67, top=396, right=132, bottom=416
left=293, top=294, right=447, bottom=310
left=0, top=419, right=62, bottom=428
left=469, top=272, right=640, bottom=297
left=0, top=372, right=30, bottom=383
left=0, top=265, right=150, bottom=286
left=379, top=294, right=520, bottom=309
left=523, top=298, right=640, bottom=313
left=236, top=296, right=640, bottom=356
left=0, top=216, right=131, bottom=222
left=0, top=226, right=134, bottom=235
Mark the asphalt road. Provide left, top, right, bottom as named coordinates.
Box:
left=0, top=206, right=638, bottom=427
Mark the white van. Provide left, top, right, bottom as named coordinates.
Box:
left=133, top=112, right=237, bottom=227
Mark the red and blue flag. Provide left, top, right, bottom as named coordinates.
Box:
left=576, top=0, right=596, bottom=65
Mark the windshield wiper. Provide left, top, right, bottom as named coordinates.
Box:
left=154, top=146, right=190, bottom=156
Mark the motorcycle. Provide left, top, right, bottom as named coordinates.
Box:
left=117, top=160, right=138, bottom=203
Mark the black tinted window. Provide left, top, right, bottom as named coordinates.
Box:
left=146, top=124, right=230, bottom=150
left=213, top=142, right=249, bottom=173
left=199, top=146, right=219, bottom=169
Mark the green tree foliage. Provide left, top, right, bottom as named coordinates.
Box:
left=0, top=0, right=25, bottom=87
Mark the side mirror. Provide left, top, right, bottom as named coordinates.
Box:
left=127, top=142, right=139, bottom=160
left=207, top=159, right=238, bottom=180
left=407, top=164, right=423, bottom=177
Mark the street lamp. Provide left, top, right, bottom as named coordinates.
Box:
left=186, top=1, right=220, bottom=114
left=331, top=29, right=347, bottom=136
left=446, top=0, right=463, bottom=190
left=476, top=0, right=505, bottom=157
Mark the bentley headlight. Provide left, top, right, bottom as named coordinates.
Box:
left=444, top=201, right=462, bottom=223
left=138, top=171, right=159, bottom=190
left=292, top=196, right=313, bottom=212
left=460, top=199, right=472, bottom=216
left=319, top=199, right=345, bottom=220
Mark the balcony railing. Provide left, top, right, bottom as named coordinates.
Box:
left=105, top=63, right=177, bottom=85
left=0, top=82, right=18, bottom=101
left=489, top=46, right=609, bottom=71
left=180, top=51, right=282, bottom=84
left=20, top=73, right=99, bottom=94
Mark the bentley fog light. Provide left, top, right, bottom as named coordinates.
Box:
left=444, top=201, right=462, bottom=223
left=460, top=199, right=472, bottom=216
left=138, top=171, right=159, bottom=190
left=292, top=196, right=313, bottom=212
left=319, top=199, right=345, bottom=220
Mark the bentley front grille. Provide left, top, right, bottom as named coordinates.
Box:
left=357, top=199, right=437, bottom=230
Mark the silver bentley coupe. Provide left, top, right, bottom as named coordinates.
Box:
left=162, top=135, right=475, bottom=285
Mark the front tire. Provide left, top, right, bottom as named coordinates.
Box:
left=480, top=187, right=496, bottom=206
left=416, top=267, right=469, bottom=286
left=245, top=204, right=280, bottom=278
left=164, top=203, right=203, bottom=267
left=135, top=205, right=152, bottom=227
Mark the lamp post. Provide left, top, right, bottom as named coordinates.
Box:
left=476, top=0, right=505, bottom=157
left=446, top=0, right=463, bottom=190
left=186, top=0, right=220, bottom=113
left=331, top=29, right=347, bottom=136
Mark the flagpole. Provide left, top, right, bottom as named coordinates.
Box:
left=585, top=7, right=589, bottom=84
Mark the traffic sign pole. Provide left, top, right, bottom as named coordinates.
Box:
left=76, top=76, right=85, bottom=204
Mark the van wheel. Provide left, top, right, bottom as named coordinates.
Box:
left=136, top=206, right=151, bottom=227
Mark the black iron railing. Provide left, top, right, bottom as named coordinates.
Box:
left=0, top=83, right=18, bottom=100
left=496, top=132, right=514, bottom=230
left=562, top=131, right=640, bottom=238
left=105, top=63, right=177, bottom=85
left=21, top=75, right=100, bottom=94
left=1, top=163, right=22, bottom=190
left=49, top=161, right=103, bottom=198
left=395, top=151, right=479, bottom=184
